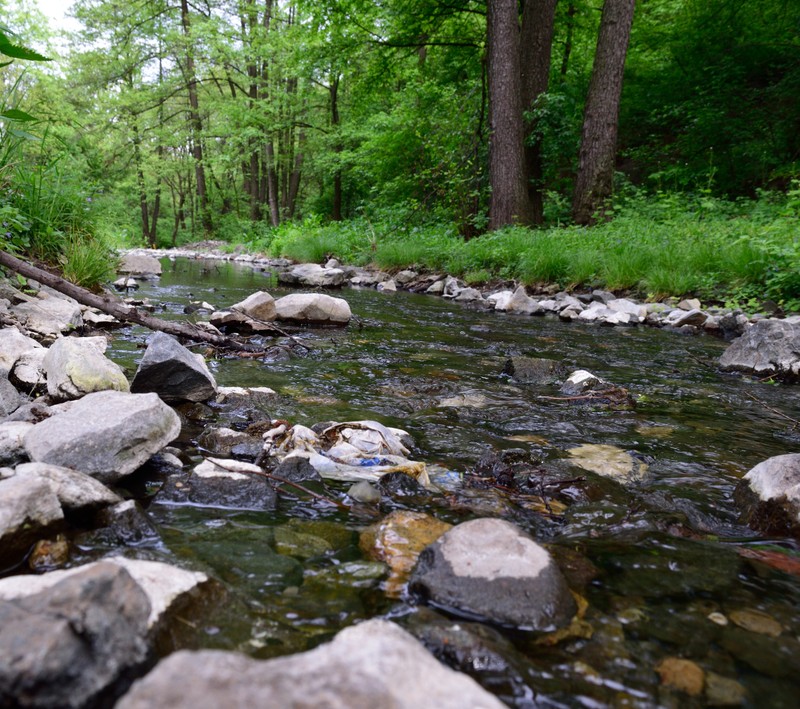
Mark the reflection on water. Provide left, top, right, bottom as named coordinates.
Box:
left=98, top=257, right=799, bottom=707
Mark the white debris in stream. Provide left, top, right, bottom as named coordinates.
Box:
left=262, top=419, right=441, bottom=488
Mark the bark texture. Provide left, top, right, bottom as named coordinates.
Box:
left=572, top=0, right=636, bottom=225
left=487, top=0, right=531, bottom=230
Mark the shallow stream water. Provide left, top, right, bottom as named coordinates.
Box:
left=94, top=258, right=800, bottom=707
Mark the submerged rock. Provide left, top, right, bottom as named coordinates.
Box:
left=502, top=356, right=566, bottom=384
left=23, top=391, right=181, bottom=484
left=408, top=518, right=576, bottom=630
left=567, top=444, right=648, bottom=484
left=43, top=336, right=129, bottom=401
left=116, top=619, right=505, bottom=709
left=734, top=454, right=800, bottom=538
left=719, top=320, right=800, bottom=381
left=130, top=332, right=217, bottom=403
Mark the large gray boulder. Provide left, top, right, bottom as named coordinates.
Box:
left=23, top=390, right=181, bottom=484
left=130, top=332, right=217, bottom=402
left=278, top=262, right=346, bottom=288
left=719, top=320, right=800, bottom=381
left=0, top=420, right=33, bottom=466
left=11, top=293, right=83, bottom=340
left=10, top=347, right=47, bottom=395
left=502, top=356, right=566, bottom=384
left=116, top=619, right=505, bottom=709
left=12, top=462, right=121, bottom=514
left=0, top=475, right=63, bottom=566
left=119, top=252, right=162, bottom=276
left=43, top=336, right=130, bottom=401
left=408, top=518, right=576, bottom=631
left=156, top=457, right=277, bottom=511
left=0, top=562, right=151, bottom=708
left=0, top=373, right=21, bottom=416
left=734, top=454, right=800, bottom=538
left=274, top=293, right=352, bottom=325
left=498, top=286, right=544, bottom=315
left=0, top=327, right=43, bottom=375
left=0, top=558, right=209, bottom=634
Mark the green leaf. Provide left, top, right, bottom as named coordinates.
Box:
left=0, top=60, right=12, bottom=68
left=0, top=108, right=36, bottom=122
left=0, top=32, right=51, bottom=62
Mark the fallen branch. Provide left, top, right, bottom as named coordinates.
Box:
left=0, top=249, right=261, bottom=352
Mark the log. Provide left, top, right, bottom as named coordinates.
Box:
left=0, top=249, right=262, bottom=352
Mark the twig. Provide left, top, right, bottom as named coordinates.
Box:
left=744, top=391, right=800, bottom=428
left=539, top=389, right=623, bottom=401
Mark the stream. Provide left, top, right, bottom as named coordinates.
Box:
left=92, top=257, right=800, bottom=707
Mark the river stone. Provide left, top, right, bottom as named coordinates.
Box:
left=567, top=444, right=648, bottom=484
left=94, top=500, right=160, bottom=545
left=43, top=335, right=130, bottom=401
left=198, top=427, right=261, bottom=457
left=0, top=373, right=21, bottom=416
left=13, top=462, right=121, bottom=514
left=23, top=390, right=181, bottom=484
left=232, top=290, right=277, bottom=321
left=719, top=320, right=800, bottom=381
left=274, top=293, right=352, bottom=325
left=130, top=331, right=217, bottom=402
left=156, top=457, right=276, bottom=510
left=0, top=475, right=64, bottom=566
left=278, top=263, right=346, bottom=288
left=0, top=562, right=150, bottom=709
left=408, top=518, right=577, bottom=631
left=117, top=619, right=504, bottom=709
left=0, top=327, right=43, bottom=375
left=0, top=420, right=32, bottom=466
left=10, top=347, right=47, bottom=394
left=119, top=252, right=162, bottom=276
left=734, top=454, right=800, bottom=537
left=360, top=511, right=453, bottom=597
left=502, top=356, right=566, bottom=384
left=11, top=293, right=83, bottom=340
left=561, top=369, right=604, bottom=396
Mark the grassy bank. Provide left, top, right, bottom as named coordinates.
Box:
left=224, top=191, right=800, bottom=312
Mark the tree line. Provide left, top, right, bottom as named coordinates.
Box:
left=3, top=0, right=799, bottom=246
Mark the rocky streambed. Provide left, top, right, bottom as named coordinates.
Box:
left=1, top=251, right=800, bottom=707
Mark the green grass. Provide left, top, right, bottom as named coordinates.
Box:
left=243, top=190, right=800, bottom=310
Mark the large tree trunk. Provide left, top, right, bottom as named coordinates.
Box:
left=0, top=250, right=263, bottom=351
left=520, top=0, right=558, bottom=225
left=487, top=0, right=531, bottom=230
left=572, top=0, right=636, bottom=225
left=180, top=0, right=212, bottom=235
left=330, top=75, right=343, bottom=222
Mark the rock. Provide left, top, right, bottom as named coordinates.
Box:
left=348, top=480, right=381, bottom=504
left=209, top=291, right=277, bottom=333
left=718, top=312, right=749, bottom=340
left=677, top=298, right=702, bottom=311
left=113, top=277, right=138, bottom=291
left=82, top=308, right=124, bottom=328
left=28, top=535, right=70, bottom=572
left=0, top=327, right=43, bottom=375
left=214, top=386, right=277, bottom=405
left=502, top=356, right=566, bottom=384
left=95, top=500, right=160, bottom=545
left=130, top=332, right=217, bottom=402
left=116, top=619, right=505, bottom=709
left=0, top=420, right=33, bottom=466
left=43, top=336, right=130, bottom=401
left=0, top=475, right=63, bottom=566
left=441, top=275, right=464, bottom=299
left=11, top=293, right=83, bottom=340
left=560, top=369, right=604, bottom=395
left=351, top=270, right=389, bottom=287
left=377, top=279, right=397, bottom=292
left=10, top=347, right=47, bottom=394
left=119, top=253, right=162, bottom=276
left=438, top=392, right=489, bottom=408
left=24, top=390, right=181, bottom=484
left=487, top=290, right=512, bottom=310
left=734, top=454, right=800, bottom=537
left=395, top=269, right=418, bottom=286
left=408, top=518, right=576, bottom=630
left=13, top=462, right=121, bottom=514
left=705, top=672, right=747, bottom=706
left=654, top=657, right=705, bottom=696
left=454, top=287, right=483, bottom=303
left=607, top=298, right=646, bottom=322
left=669, top=308, right=709, bottom=328
left=360, top=510, right=453, bottom=597
left=231, top=290, right=276, bottom=320
left=198, top=427, right=261, bottom=457
left=591, top=289, right=616, bottom=304
left=278, top=263, right=346, bottom=288
left=0, top=562, right=150, bottom=709
left=719, top=320, right=800, bottom=381
left=274, top=525, right=333, bottom=558
left=156, top=457, right=277, bottom=511
left=426, top=279, right=445, bottom=295
left=274, top=293, right=352, bottom=325
left=567, top=444, right=648, bottom=483
left=0, top=373, right=21, bottom=415
left=500, top=286, right=543, bottom=315
left=729, top=608, right=782, bottom=637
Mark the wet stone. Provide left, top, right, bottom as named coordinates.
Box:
left=502, top=356, right=566, bottom=384
left=655, top=657, right=705, bottom=696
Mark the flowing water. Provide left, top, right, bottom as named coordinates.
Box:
left=91, top=258, right=800, bottom=707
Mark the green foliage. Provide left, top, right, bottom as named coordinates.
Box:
left=59, top=234, right=117, bottom=289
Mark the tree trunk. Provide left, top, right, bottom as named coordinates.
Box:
left=560, top=2, right=576, bottom=80
left=287, top=130, right=304, bottom=220
left=180, top=0, right=212, bottom=235
left=265, top=142, right=280, bottom=226
left=330, top=75, right=342, bottom=221
left=0, top=250, right=263, bottom=351
left=487, top=0, right=531, bottom=230
left=520, top=0, right=558, bottom=225
left=572, top=0, right=636, bottom=225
